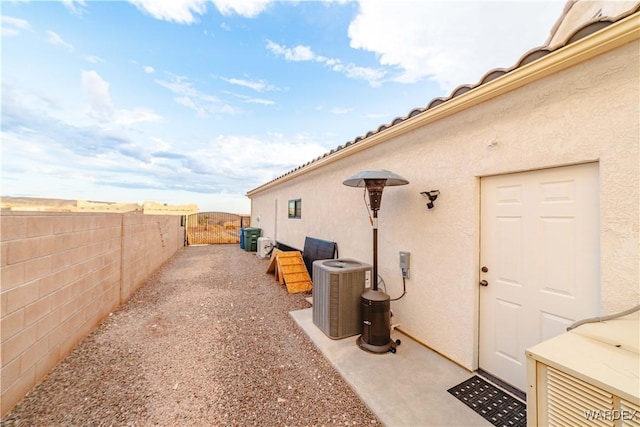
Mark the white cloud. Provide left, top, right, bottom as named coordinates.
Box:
left=46, top=30, right=74, bottom=51
left=290, top=45, right=317, bottom=61
left=116, top=108, right=163, bottom=125
left=128, top=0, right=272, bottom=23
left=225, top=91, right=275, bottom=105
left=175, top=96, right=208, bottom=117
left=1, top=16, right=32, bottom=37
left=156, top=75, right=216, bottom=101
left=3, top=77, right=309, bottom=213
left=128, top=0, right=208, bottom=24
left=334, top=63, right=386, bottom=87
left=85, top=55, right=105, bottom=64
left=62, top=0, right=88, bottom=16
left=266, top=39, right=385, bottom=86
left=80, top=70, right=162, bottom=125
left=157, top=75, right=236, bottom=116
left=348, top=1, right=566, bottom=92
left=266, top=40, right=315, bottom=62
left=188, top=133, right=327, bottom=184
left=144, top=65, right=155, bottom=73
left=220, top=76, right=277, bottom=92
left=81, top=70, right=114, bottom=120
left=244, top=98, right=274, bottom=105
left=211, top=0, right=273, bottom=17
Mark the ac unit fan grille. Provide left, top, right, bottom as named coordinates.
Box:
left=547, top=366, right=614, bottom=427
left=621, top=399, right=640, bottom=427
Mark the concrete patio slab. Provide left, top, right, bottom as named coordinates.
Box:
left=290, top=308, right=492, bottom=427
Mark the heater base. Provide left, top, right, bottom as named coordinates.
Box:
left=357, top=335, right=399, bottom=354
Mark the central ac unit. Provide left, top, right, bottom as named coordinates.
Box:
left=257, top=237, right=273, bottom=259
left=312, top=259, right=372, bottom=339
left=526, top=310, right=639, bottom=427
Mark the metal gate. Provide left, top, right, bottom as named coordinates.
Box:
left=185, top=212, right=249, bottom=245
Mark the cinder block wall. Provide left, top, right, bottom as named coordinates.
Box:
left=0, top=211, right=184, bottom=416
left=120, top=214, right=182, bottom=303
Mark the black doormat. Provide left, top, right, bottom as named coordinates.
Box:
left=447, top=375, right=526, bottom=427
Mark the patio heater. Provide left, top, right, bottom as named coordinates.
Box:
left=343, top=169, right=409, bottom=353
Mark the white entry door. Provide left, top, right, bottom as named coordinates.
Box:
left=479, top=163, right=600, bottom=392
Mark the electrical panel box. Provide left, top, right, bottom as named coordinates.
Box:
left=400, top=251, right=410, bottom=278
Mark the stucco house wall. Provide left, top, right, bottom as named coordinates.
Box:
left=248, top=22, right=639, bottom=371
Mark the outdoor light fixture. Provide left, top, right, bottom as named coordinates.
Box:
left=420, top=190, right=440, bottom=209
left=343, top=169, right=409, bottom=354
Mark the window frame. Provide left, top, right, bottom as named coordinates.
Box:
left=288, top=199, right=302, bottom=219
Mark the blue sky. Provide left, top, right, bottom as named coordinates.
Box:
left=1, top=0, right=566, bottom=213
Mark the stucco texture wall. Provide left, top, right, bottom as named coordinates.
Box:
left=249, top=40, right=639, bottom=371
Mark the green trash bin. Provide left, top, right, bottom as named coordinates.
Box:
left=243, top=228, right=261, bottom=252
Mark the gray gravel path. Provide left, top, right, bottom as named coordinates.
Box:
left=2, top=245, right=381, bottom=426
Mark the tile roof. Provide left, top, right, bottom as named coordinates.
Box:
left=252, top=6, right=639, bottom=192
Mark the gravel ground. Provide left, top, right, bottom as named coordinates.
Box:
left=2, top=245, right=381, bottom=426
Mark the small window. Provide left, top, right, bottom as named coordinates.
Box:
left=288, top=199, right=301, bottom=219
